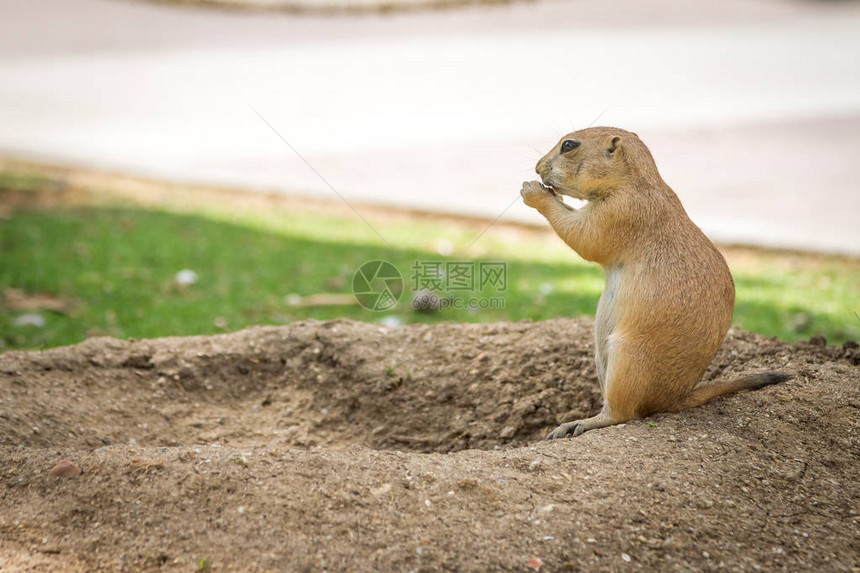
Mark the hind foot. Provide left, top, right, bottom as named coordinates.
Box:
left=546, top=410, right=620, bottom=440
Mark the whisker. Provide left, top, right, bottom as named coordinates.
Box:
left=587, top=105, right=611, bottom=128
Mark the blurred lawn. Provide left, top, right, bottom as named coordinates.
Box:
left=1, top=165, right=857, bottom=350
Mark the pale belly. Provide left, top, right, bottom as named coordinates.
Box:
left=594, top=265, right=622, bottom=393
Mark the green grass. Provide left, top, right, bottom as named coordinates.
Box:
left=0, top=170, right=857, bottom=350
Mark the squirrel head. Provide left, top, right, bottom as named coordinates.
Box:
left=535, top=127, right=660, bottom=201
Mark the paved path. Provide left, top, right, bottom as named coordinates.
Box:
left=1, top=0, right=859, bottom=254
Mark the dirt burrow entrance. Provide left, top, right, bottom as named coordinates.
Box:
left=1, top=319, right=609, bottom=453
left=1, top=319, right=858, bottom=572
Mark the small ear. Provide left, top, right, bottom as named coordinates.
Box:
left=606, top=136, right=621, bottom=158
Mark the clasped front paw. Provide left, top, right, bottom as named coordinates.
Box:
left=520, top=181, right=555, bottom=210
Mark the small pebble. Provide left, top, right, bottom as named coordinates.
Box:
left=371, top=483, right=392, bottom=496
left=379, top=316, right=403, bottom=328
left=14, top=314, right=45, bottom=328
left=174, top=269, right=197, bottom=286
left=411, top=289, right=441, bottom=313
left=50, top=460, right=80, bottom=478
left=809, top=335, right=826, bottom=347
left=434, top=239, right=453, bottom=256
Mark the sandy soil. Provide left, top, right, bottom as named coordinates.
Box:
left=0, top=319, right=858, bottom=572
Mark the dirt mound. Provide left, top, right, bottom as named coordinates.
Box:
left=1, top=319, right=857, bottom=572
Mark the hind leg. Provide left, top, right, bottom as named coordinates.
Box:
left=547, top=339, right=646, bottom=440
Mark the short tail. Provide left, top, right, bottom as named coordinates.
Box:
left=671, top=372, right=793, bottom=412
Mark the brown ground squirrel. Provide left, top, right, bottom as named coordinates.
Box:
left=521, top=127, right=791, bottom=439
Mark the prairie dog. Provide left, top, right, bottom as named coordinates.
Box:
left=521, top=127, right=791, bottom=439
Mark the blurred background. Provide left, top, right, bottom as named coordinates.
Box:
left=1, top=0, right=858, bottom=349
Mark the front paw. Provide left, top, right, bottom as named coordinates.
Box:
left=520, top=181, right=555, bottom=210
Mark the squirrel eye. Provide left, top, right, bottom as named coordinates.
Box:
left=561, top=140, right=580, bottom=153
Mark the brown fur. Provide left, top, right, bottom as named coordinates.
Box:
left=520, top=127, right=791, bottom=439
